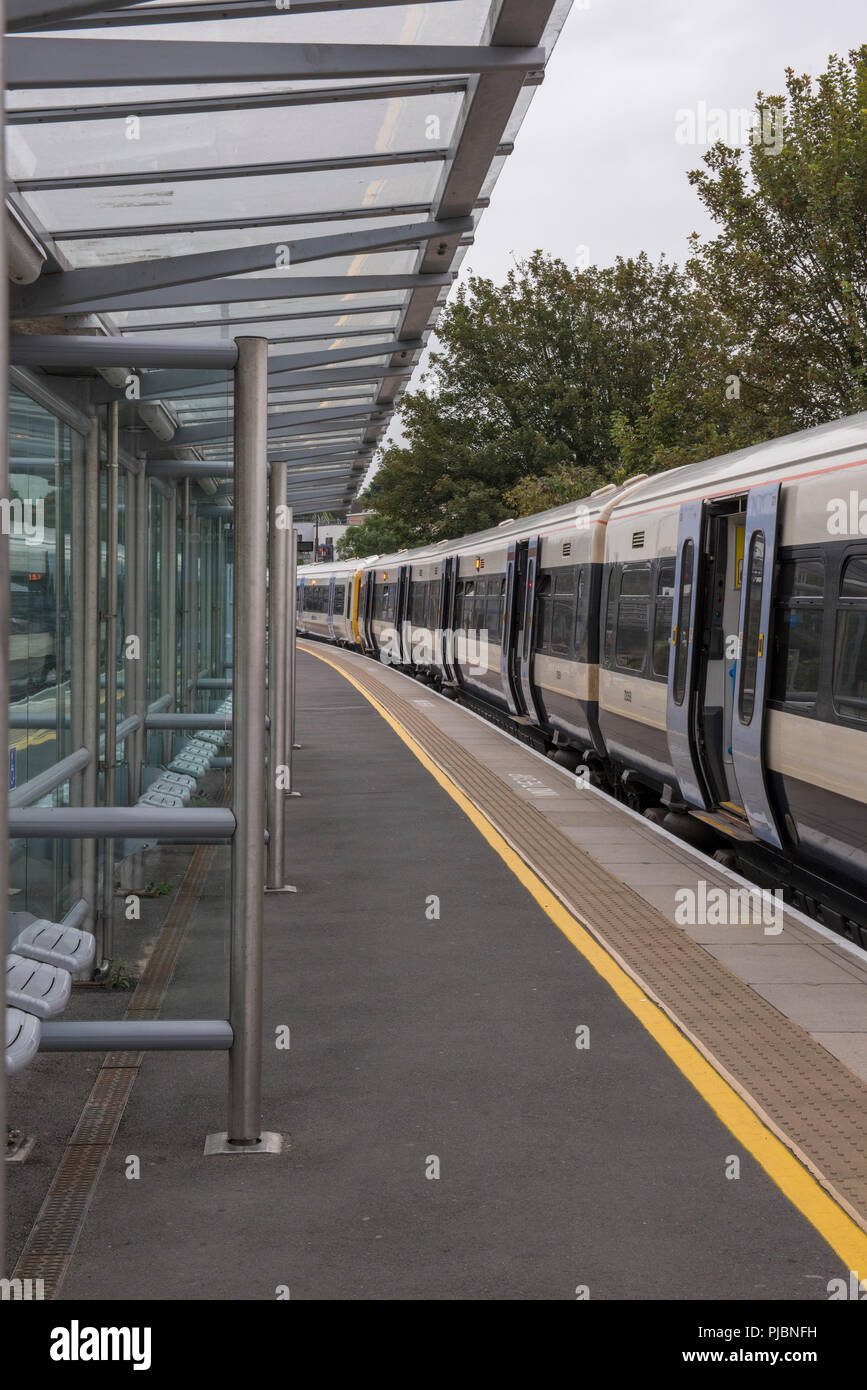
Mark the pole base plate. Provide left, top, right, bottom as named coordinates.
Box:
left=204, top=1130, right=284, bottom=1156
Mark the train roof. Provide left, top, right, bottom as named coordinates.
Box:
left=609, top=409, right=867, bottom=515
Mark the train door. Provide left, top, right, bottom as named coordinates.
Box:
left=500, top=539, right=525, bottom=715
left=396, top=564, right=411, bottom=663
left=517, top=535, right=546, bottom=723
left=729, top=484, right=783, bottom=847
left=359, top=570, right=375, bottom=653
left=666, top=501, right=712, bottom=808
left=327, top=574, right=336, bottom=639
left=438, top=555, right=456, bottom=681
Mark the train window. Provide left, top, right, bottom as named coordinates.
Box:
left=333, top=584, right=345, bottom=615
left=771, top=557, right=824, bottom=707
left=615, top=596, right=648, bottom=671
left=652, top=559, right=676, bottom=678
left=620, top=563, right=651, bottom=597
left=673, top=541, right=694, bottom=705
left=554, top=568, right=575, bottom=596
left=840, top=555, right=867, bottom=599
left=777, top=558, right=825, bottom=601
left=772, top=610, right=823, bottom=704
left=738, top=532, right=766, bottom=725
left=833, top=555, right=867, bottom=722
left=551, top=597, right=572, bottom=655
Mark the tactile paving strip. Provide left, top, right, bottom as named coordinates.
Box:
left=12, top=788, right=226, bottom=1297
left=313, top=645, right=867, bottom=1227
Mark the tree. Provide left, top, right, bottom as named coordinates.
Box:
left=363, top=251, right=713, bottom=541
left=336, top=511, right=414, bottom=560
left=685, top=46, right=867, bottom=430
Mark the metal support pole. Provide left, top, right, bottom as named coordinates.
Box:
left=130, top=465, right=148, bottom=796
left=69, top=427, right=85, bottom=899
left=287, top=522, right=299, bottom=772
left=180, top=476, right=192, bottom=712
left=160, top=485, right=177, bottom=765
left=124, top=458, right=138, bottom=801
left=100, top=401, right=119, bottom=964
left=0, top=0, right=9, bottom=1273
left=266, top=463, right=288, bottom=889
left=223, top=335, right=274, bottom=1152
left=82, top=417, right=100, bottom=956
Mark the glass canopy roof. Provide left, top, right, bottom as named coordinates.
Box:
left=6, top=0, right=573, bottom=512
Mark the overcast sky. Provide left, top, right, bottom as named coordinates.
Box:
left=376, top=0, right=865, bottom=459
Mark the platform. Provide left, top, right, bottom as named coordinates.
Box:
left=6, top=646, right=867, bottom=1300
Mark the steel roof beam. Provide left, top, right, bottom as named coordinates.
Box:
left=7, top=39, right=546, bottom=89
left=10, top=271, right=453, bottom=317
left=17, top=146, right=452, bottom=192
left=20, top=0, right=462, bottom=28
left=6, top=77, right=476, bottom=125
left=52, top=201, right=486, bottom=241
left=95, top=365, right=411, bottom=404
left=121, top=302, right=404, bottom=334
left=9, top=333, right=239, bottom=369
left=6, top=0, right=144, bottom=27
left=138, top=338, right=423, bottom=394
left=11, top=218, right=471, bottom=318
left=163, top=404, right=384, bottom=448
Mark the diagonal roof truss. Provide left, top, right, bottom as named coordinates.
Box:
left=6, top=0, right=573, bottom=513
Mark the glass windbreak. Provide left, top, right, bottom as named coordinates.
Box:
left=7, top=388, right=75, bottom=919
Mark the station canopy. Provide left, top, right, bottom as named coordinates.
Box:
left=5, top=0, right=571, bottom=512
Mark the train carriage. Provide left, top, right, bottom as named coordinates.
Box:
left=298, top=409, right=867, bottom=942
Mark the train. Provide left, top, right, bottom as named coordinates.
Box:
left=296, top=411, right=867, bottom=948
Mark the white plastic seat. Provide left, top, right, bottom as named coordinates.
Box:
left=6, top=952, right=71, bottom=1019
left=138, top=789, right=187, bottom=809
left=5, top=1007, right=41, bottom=1075
left=12, top=920, right=96, bottom=974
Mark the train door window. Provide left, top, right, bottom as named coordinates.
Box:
left=771, top=557, right=824, bottom=707
left=652, top=558, right=676, bottom=678
left=453, top=580, right=464, bottom=628
left=494, top=576, right=506, bottom=640
left=603, top=567, right=618, bottom=665
left=738, top=532, right=765, bottom=725
left=673, top=541, right=694, bottom=705
left=615, top=563, right=650, bottom=672
left=462, top=580, right=475, bottom=630
left=833, top=554, right=867, bottom=722
left=333, top=584, right=345, bottom=616
left=573, top=567, right=586, bottom=658
left=485, top=580, right=500, bottom=636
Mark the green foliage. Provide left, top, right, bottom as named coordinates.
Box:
left=336, top=512, right=416, bottom=559
left=504, top=461, right=603, bottom=516
left=685, top=46, right=867, bottom=429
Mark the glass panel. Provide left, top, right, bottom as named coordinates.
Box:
left=653, top=558, right=675, bottom=678
left=673, top=541, right=694, bottom=705
left=834, top=610, right=867, bottom=721
left=776, top=557, right=825, bottom=601
left=615, top=597, right=648, bottom=672
left=772, top=609, right=823, bottom=705
left=841, top=555, right=867, bottom=599
left=739, top=533, right=765, bottom=725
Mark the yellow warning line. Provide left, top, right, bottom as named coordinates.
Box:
left=303, top=643, right=867, bottom=1276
